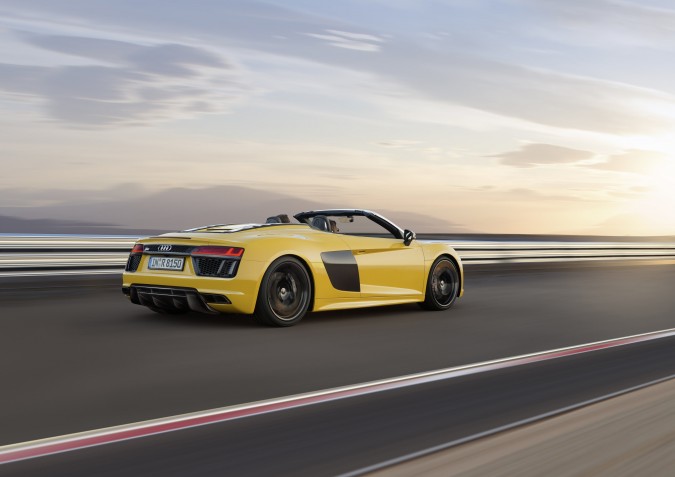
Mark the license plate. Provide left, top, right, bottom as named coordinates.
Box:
left=148, top=256, right=185, bottom=271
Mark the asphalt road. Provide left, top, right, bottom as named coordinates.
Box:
left=4, top=336, right=675, bottom=476
left=1, top=261, right=675, bottom=448
left=371, top=376, right=675, bottom=477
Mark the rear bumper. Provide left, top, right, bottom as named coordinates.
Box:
left=122, top=259, right=264, bottom=314
left=123, top=285, right=231, bottom=314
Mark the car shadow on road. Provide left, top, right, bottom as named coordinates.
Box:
left=130, top=302, right=460, bottom=329
left=132, top=310, right=259, bottom=329
left=307, top=303, right=422, bottom=323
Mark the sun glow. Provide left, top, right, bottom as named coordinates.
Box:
left=637, top=157, right=675, bottom=234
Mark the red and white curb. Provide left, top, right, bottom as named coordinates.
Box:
left=2, top=327, right=674, bottom=465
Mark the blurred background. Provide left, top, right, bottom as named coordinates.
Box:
left=1, top=0, right=675, bottom=235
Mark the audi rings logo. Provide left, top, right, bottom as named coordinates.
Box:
left=158, top=245, right=173, bottom=252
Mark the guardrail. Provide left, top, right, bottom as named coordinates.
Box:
left=0, top=236, right=137, bottom=277
left=1, top=235, right=675, bottom=277
left=449, top=241, right=675, bottom=264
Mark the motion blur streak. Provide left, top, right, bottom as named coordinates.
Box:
left=2, top=235, right=675, bottom=277
left=341, top=373, right=675, bottom=477
left=1, top=328, right=674, bottom=466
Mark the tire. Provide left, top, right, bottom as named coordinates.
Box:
left=420, top=256, right=460, bottom=311
left=254, top=256, right=312, bottom=327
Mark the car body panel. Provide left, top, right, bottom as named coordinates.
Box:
left=338, top=234, right=425, bottom=298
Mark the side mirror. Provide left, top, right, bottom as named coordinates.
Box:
left=403, top=229, right=416, bottom=246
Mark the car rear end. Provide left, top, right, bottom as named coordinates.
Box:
left=122, top=237, right=260, bottom=314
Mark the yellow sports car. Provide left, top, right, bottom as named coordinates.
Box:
left=122, top=209, right=463, bottom=326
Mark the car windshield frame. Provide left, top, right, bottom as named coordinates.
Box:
left=293, top=209, right=404, bottom=239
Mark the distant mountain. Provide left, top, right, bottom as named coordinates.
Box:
left=0, top=185, right=469, bottom=234
left=0, top=215, right=165, bottom=235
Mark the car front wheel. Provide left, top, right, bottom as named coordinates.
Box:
left=420, top=257, right=459, bottom=311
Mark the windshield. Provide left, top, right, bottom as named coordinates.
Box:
left=302, top=214, right=397, bottom=238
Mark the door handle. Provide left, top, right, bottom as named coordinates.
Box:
left=355, top=250, right=367, bottom=255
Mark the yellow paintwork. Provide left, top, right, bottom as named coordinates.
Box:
left=339, top=235, right=425, bottom=298
left=122, top=224, right=464, bottom=315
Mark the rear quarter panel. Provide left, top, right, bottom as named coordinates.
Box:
left=213, top=230, right=360, bottom=308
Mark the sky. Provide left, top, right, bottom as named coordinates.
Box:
left=1, top=0, right=675, bottom=234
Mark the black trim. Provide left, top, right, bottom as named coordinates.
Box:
left=129, top=285, right=221, bottom=314
left=125, top=254, right=142, bottom=272
left=321, top=251, right=360, bottom=292
left=143, top=244, right=194, bottom=254
left=183, top=223, right=295, bottom=233
left=200, top=293, right=232, bottom=304
left=192, top=256, right=240, bottom=278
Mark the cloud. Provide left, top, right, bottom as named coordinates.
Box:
left=0, top=34, right=247, bottom=126
left=492, top=143, right=595, bottom=168
left=521, top=0, right=675, bottom=47
left=25, top=34, right=227, bottom=75
left=608, top=185, right=651, bottom=199
left=585, top=149, right=667, bottom=174
left=375, top=140, right=421, bottom=148
left=472, top=187, right=594, bottom=204
left=305, top=29, right=385, bottom=52
left=387, top=54, right=675, bottom=135
left=3, top=0, right=674, bottom=134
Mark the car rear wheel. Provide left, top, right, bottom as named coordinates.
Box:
left=254, top=256, right=312, bottom=327
left=420, top=257, right=459, bottom=311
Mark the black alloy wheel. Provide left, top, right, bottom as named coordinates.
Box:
left=254, top=256, right=312, bottom=326
left=420, top=257, right=459, bottom=311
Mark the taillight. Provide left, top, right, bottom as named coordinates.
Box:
left=126, top=244, right=144, bottom=273
left=191, top=246, right=244, bottom=257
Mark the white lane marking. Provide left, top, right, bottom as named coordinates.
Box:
left=339, top=373, right=675, bottom=477
left=1, top=327, right=674, bottom=465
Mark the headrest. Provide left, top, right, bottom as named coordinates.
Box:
left=266, top=214, right=291, bottom=224
left=311, top=215, right=331, bottom=231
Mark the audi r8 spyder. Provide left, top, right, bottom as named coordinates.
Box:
left=122, top=210, right=463, bottom=327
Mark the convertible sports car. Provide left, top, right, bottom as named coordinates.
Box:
left=122, top=210, right=463, bottom=326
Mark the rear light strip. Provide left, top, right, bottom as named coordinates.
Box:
left=191, top=246, right=244, bottom=258
left=128, top=245, right=244, bottom=258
